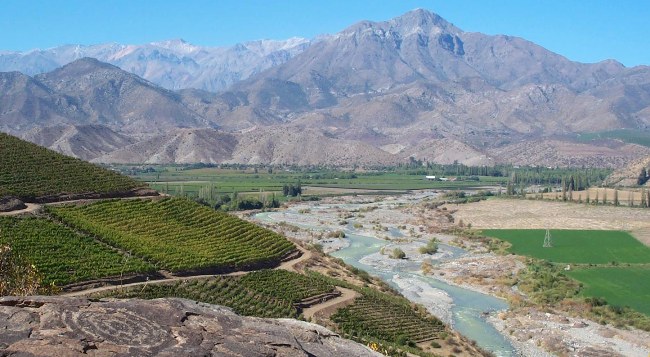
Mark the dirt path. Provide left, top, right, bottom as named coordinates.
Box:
left=44, top=194, right=163, bottom=207
left=0, top=203, right=41, bottom=216
left=1, top=194, right=164, bottom=216
left=302, top=287, right=359, bottom=320
left=278, top=246, right=312, bottom=272
left=63, top=270, right=249, bottom=297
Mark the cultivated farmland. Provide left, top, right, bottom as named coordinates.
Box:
left=566, top=267, right=650, bottom=315
left=97, top=270, right=337, bottom=318
left=0, top=216, right=154, bottom=285
left=331, top=288, right=445, bottom=344
left=0, top=133, right=143, bottom=201
left=482, top=229, right=650, bottom=264
left=47, top=198, right=296, bottom=272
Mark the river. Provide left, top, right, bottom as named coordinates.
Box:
left=255, top=199, right=519, bottom=356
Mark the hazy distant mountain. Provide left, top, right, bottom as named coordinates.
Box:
left=3, top=9, right=650, bottom=168
left=0, top=38, right=310, bottom=92
left=0, top=58, right=212, bottom=135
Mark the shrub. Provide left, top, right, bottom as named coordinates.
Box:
left=419, top=238, right=439, bottom=255
left=390, top=248, right=406, bottom=259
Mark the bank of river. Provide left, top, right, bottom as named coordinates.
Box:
left=255, top=207, right=519, bottom=356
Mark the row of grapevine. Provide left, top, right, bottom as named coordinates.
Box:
left=47, top=198, right=296, bottom=272
left=0, top=133, right=143, bottom=200
left=0, top=216, right=154, bottom=285
left=97, top=270, right=337, bottom=318
left=237, top=269, right=336, bottom=303
left=331, top=292, right=444, bottom=344
left=309, top=270, right=445, bottom=350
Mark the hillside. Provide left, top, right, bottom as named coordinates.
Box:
left=0, top=132, right=147, bottom=202
left=604, top=155, right=650, bottom=186
left=22, top=124, right=136, bottom=161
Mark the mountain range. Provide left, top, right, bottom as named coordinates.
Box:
left=2, top=9, right=650, bottom=167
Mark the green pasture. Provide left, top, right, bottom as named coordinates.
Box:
left=566, top=267, right=650, bottom=315
left=130, top=167, right=505, bottom=196
left=482, top=229, right=650, bottom=264
left=576, top=129, right=650, bottom=148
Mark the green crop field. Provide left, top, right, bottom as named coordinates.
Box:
left=97, top=270, right=337, bottom=318
left=576, top=129, right=650, bottom=148
left=566, top=267, right=650, bottom=315
left=140, top=171, right=503, bottom=195
left=121, top=165, right=509, bottom=198
left=0, top=217, right=154, bottom=285
left=47, top=198, right=295, bottom=272
left=482, top=229, right=650, bottom=264
left=0, top=133, right=143, bottom=201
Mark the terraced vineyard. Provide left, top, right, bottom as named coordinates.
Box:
left=331, top=289, right=445, bottom=344
left=47, top=198, right=295, bottom=272
left=237, top=269, right=337, bottom=303
left=98, top=270, right=337, bottom=318
left=0, top=217, right=154, bottom=285
left=0, top=133, right=143, bottom=201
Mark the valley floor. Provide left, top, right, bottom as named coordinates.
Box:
left=244, top=193, right=650, bottom=357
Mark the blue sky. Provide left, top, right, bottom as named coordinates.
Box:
left=1, top=0, right=648, bottom=66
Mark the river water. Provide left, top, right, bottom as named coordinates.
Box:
left=255, top=202, right=519, bottom=356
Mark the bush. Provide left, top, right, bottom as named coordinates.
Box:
left=390, top=248, right=406, bottom=259
left=419, top=238, right=438, bottom=255
left=0, top=245, right=42, bottom=295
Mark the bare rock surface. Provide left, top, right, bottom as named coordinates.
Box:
left=0, top=296, right=381, bottom=357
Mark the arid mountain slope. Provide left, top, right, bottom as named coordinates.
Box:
left=90, top=126, right=398, bottom=166
left=604, top=155, right=650, bottom=186
left=488, top=140, right=650, bottom=169
left=22, top=124, right=135, bottom=160
left=94, top=128, right=237, bottom=164
left=2, top=9, right=650, bottom=168
left=217, top=9, right=650, bottom=140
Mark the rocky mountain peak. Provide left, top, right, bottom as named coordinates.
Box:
left=390, top=8, right=459, bottom=34
left=150, top=38, right=200, bottom=53
left=43, top=57, right=122, bottom=77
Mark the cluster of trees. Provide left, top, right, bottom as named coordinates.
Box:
left=638, top=168, right=649, bottom=186
left=504, top=170, right=608, bottom=197
left=282, top=183, right=302, bottom=197
left=210, top=192, right=280, bottom=211
left=401, top=161, right=611, bottom=190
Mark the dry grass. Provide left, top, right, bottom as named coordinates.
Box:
left=529, top=187, right=645, bottom=206
left=451, top=198, right=650, bottom=246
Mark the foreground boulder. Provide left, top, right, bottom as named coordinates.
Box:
left=0, top=296, right=381, bottom=356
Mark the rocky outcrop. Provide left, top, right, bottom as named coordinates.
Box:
left=0, top=296, right=381, bottom=357
left=0, top=196, right=26, bottom=212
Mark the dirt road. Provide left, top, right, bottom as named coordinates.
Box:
left=0, top=203, right=41, bottom=216
left=302, top=287, right=359, bottom=320
left=278, top=246, right=312, bottom=272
